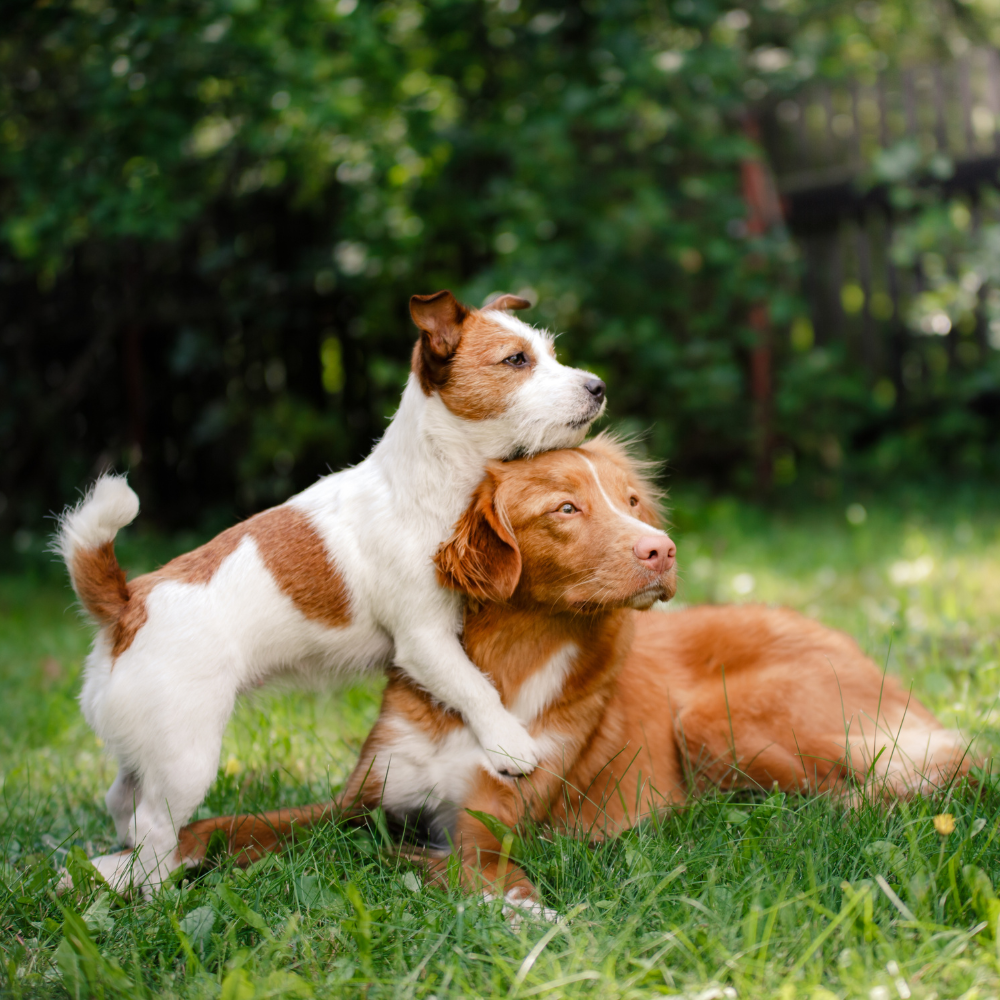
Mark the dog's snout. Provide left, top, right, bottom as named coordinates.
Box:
left=633, top=535, right=676, bottom=574
left=583, top=378, right=606, bottom=401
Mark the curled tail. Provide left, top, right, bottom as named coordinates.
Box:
left=55, top=474, right=139, bottom=627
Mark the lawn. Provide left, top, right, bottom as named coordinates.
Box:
left=3, top=485, right=1000, bottom=999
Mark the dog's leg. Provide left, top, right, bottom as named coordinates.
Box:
left=69, top=767, right=141, bottom=892
left=70, top=768, right=145, bottom=893
left=105, top=767, right=142, bottom=841
left=675, top=697, right=858, bottom=796
left=449, top=762, right=574, bottom=916
left=394, top=628, right=540, bottom=776
left=88, top=717, right=227, bottom=894
left=129, top=759, right=221, bottom=891
left=450, top=781, right=559, bottom=923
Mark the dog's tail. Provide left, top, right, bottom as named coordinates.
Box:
left=179, top=804, right=336, bottom=867
left=54, top=474, right=139, bottom=627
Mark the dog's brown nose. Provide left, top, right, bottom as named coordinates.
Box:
left=633, top=535, right=676, bottom=574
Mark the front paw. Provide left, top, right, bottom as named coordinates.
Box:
left=87, top=850, right=136, bottom=894
left=480, top=724, right=540, bottom=777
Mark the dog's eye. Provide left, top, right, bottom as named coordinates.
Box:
left=629, top=496, right=639, bottom=507
left=558, top=503, right=578, bottom=515
left=503, top=352, right=529, bottom=368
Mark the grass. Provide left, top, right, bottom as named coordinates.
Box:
left=3, top=485, right=1000, bottom=998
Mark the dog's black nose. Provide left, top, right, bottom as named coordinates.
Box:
left=584, top=378, right=606, bottom=401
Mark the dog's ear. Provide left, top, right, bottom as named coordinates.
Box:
left=434, top=471, right=521, bottom=603
left=410, top=290, right=469, bottom=394
left=483, top=293, right=531, bottom=312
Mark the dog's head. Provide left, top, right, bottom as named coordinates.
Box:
left=409, top=290, right=606, bottom=457
left=434, top=434, right=677, bottom=612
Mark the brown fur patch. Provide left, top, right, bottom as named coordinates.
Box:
left=483, top=294, right=531, bottom=312
left=408, top=291, right=544, bottom=418
left=381, top=668, right=467, bottom=741
left=436, top=313, right=537, bottom=421
left=155, top=519, right=251, bottom=584
left=112, top=575, right=157, bottom=658
left=72, top=542, right=130, bottom=627
left=109, top=506, right=351, bottom=659
left=251, top=507, right=352, bottom=628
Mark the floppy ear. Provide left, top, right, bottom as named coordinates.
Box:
left=483, top=293, right=531, bottom=312
left=434, top=472, right=522, bottom=603
left=410, top=290, right=469, bottom=393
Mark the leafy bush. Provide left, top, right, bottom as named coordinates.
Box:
left=0, top=0, right=996, bottom=536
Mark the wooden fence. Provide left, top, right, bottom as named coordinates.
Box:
left=758, top=47, right=1000, bottom=373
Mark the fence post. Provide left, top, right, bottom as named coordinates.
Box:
left=123, top=242, right=145, bottom=473
left=741, top=114, right=785, bottom=493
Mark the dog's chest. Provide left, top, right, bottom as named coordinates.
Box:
left=372, top=645, right=581, bottom=832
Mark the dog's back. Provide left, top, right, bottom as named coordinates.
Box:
left=620, top=605, right=971, bottom=802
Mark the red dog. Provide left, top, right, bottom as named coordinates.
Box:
left=180, top=438, right=971, bottom=910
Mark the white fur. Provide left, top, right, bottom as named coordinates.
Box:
left=511, top=644, right=577, bottom=725
left=357, top=646, right=579, bottom=847
left=59, top=311, right=604, bottom=892
left=370, top=717, right=488, bottom=841
left=55, top=475, right=139, bottom=565
left=483, top=888, right=559, bottom=925
left=359, top=718, right=568, bottom=849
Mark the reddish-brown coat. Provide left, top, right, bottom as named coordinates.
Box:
left=178, top=441, right=969, bottom=904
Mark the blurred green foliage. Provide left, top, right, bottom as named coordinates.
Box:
left=1, top=0, right=998, bottom=539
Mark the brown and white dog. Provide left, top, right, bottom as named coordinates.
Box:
left=179, top=438, right=971, bottom=909
left=55, top=291, right=607, bottom=893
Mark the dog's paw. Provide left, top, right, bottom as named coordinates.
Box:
left=484, top=886, right=557, bottom=928
left=54, top=868, right=74, bottom=896
left=479, top=720, right=540, bottom=777
left=89, top=850, right=136, bottom=894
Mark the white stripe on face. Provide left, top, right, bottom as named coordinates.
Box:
left=578, top=454, right=668, bottom=536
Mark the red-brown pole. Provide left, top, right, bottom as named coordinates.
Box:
left=123, top=244, right=145, bottom=472
left=741, top=115, right=784, bottom=494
